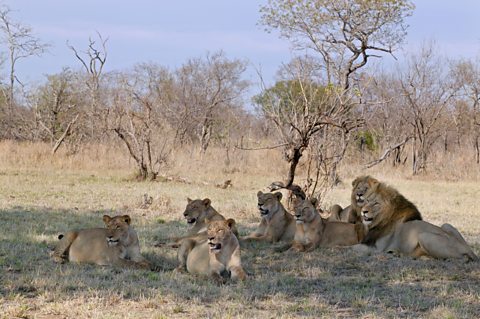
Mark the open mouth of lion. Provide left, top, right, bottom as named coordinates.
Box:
left=259, top=208, right=269, bottom=216
left=356, top=196, right=365, bottom=205
left=187, top=217, right=197, bottom=224
left=362, top=216, right=373, bottom=224
left=107, top=238, right=119, bottom=246
left=208, top=242, right=222, bottom=252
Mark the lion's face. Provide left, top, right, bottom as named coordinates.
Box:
left=183, top=198, right=211, bottom=225
left=257, top=191, right=283, bottom=220
left=359, top=192, right=384, bottom=227
left=351, top=176, right=379, bottom=208
left=207, top=219, right=235, bottom=254
left=293, top=198, right=318, bottom=224
left=103, top=215, right=131, bottom=246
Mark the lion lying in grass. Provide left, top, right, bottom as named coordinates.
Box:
left=241, top=191, right=296, bottom=243
left=175, top=218, right=247, bottom=283
left=52, top=214, right=152, bottom=269
left=279, top=197, right=364, bottom=252
left=354, top=177, right=478, bottom=261
left=156, top=197, right=238, bottom=247
left=328, top=175, right=373, bottom=223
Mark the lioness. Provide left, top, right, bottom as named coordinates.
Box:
left=355, top=178, right=478, bottom=261
left=176, top=219, right=247, bottom=282
left=156, top=197, right=238, bottom=247
left=52, top=215, right=151, bottom=269
left=283, top=198, right=364, bottom=252
left=241, top=191, right=296, bottom=243
left=328, top=175, right=374, bottom=223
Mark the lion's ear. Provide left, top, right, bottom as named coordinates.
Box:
left=187, top=197, right=192, bottom=203
left=102, top=215, right=112, bottom=224
left=310, top=198, right=318, bottom=207
left=202, top=198, right=211, bottom=207
left=367, top=177, right=380, bottom=188
left=123, top=215, right=131, bottom=225
left=226, top=218, right=236, bottom=229
left=274, top=192, right=283, bottom=201
left=257, top=191, right=263, bottom=197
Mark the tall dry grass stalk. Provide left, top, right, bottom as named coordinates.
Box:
left=1, top=141, right=479, bottom=184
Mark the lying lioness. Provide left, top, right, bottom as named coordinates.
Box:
left=281, top=198, right=364, bottom=252
left=176, top=218, right=247, bottom=283
left=52, top=215, right=151, bottom=269
left=241, top=191, right=296, bottom=243
left=156, top=198, right=237, bottom=247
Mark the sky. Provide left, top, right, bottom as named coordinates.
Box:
left=1, top=0, right=480, bottom=91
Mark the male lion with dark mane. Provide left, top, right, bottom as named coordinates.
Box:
left=354, top=177, right=478, bottom=261
left=52, top=215, right=152, bottom=268
left=241, top=191, right=296, bottom=243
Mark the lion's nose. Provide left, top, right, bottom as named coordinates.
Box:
left=183, top=212, right=188, bottom=217
left=208, top=237, right=214, bottom=241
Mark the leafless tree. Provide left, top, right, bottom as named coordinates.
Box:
left=67, top=32, right=107, bottom=139
left=33, top=68, right=81, bottom=154
left=0, top=4, right=48, bottom=137
left=109, top=64, right=173, bottom=180
left=173, top=51, right=249, bottom=153
left=450, top=59, right=480, bottom=163
left=257, top=0, right=413, bottom=198
left=398, top=46, right=455, bottom=174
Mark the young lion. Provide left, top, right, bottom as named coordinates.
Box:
left=284, top=198, right=364, bottom=252
left=52, top=215, right=151, bottom=269
left=156, top=198, right=238, bottom=247
left=241, top=191, right=296, bottom=243
left=176, top=219, right=247, bottom=282
left=355, top=178, right=478, bottom=261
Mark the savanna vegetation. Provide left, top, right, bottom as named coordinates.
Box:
left=0, top=0, right=479, bottom=318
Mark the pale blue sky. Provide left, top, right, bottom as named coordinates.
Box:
left=2, top=0, right=480, bottom=89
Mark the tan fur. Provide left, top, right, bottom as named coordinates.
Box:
left=327, top=176, right=376, bottom=224
left=327, top=204, right=357, bottom=223
left=176, top=219, right=247, bottom=283
left=241, top=191, right=296, bottom=243
left=157, top=198, right=238, bottom=247
left=286, top=198, right=363, bottom=252
left=355, top=178, right=478, bottom=261
left=52, top=215, right=151, bottom=269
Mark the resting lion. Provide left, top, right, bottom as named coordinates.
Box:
left=156, top=198, right=238, bottom=247
left=328, top=175, right=374, bottom=223
left=354, top=178, right=478, bottom=261
left=52, top=215, right=151, bottom=269
left=281, top=198, right=364, bottom=252
left=176, top=218, right=247, bottom=282
left=241, top=191, right=296, bottom=243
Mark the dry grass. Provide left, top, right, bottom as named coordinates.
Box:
left=0, top=142, right=479, bottom=318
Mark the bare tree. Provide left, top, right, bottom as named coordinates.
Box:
left=450, top=59, right=480, bottom=164
left=67, top=32, right=107, bottom=139
left=257, top=0, right=413, bottom=198
left=0, top=5, right=47, bottom=139
left=33, top=68, right=81, bottom=154
left=173, top=51, right=249, bottom=153
left=398, top=46, right=455, bottom=174
left=109, top=64, right=173, bottom=180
